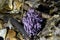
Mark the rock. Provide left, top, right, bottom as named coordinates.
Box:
left=0, top=28, right=7, bottom=40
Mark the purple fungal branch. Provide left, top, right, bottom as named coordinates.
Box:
left=22, top=8, right=43, bottom=36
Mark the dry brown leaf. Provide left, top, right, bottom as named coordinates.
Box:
left=13, top=0, right=23, bottom=10
left=6, top=37, right=17, bottom=40
left=7, top=29, right=16, bottom=38
left=0, top=20, right=3, bottom=29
